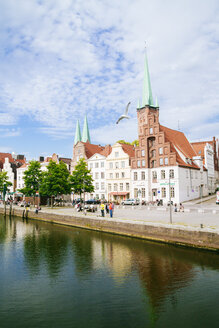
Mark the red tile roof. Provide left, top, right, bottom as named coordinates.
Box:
left=82, top=142, right=105, bottom=159
left=120, top=143, right=135, bottom=157
left=159, top=125, right=200, bottom=169
left=100, top=144, right=112, bottom=157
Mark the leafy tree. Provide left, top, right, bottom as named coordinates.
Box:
left=19, top=160, right=42, bottom=205
left=0, top=171, right=12, bottom=200
left=40, top=160, right=71, bottom=207
left=70, top=158, right=94, bottom=200
left=117, top=139, right=139, bottom=146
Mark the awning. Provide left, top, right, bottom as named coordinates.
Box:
left=109, top=192, right=129, bottom=196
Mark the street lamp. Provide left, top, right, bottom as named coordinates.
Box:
left=169, top=174, right=172, bottom=224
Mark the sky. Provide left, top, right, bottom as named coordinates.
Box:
left=0, top=0, right=218, bottom=160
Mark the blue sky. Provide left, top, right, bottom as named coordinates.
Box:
left=0, top=0, right=218, bottom=160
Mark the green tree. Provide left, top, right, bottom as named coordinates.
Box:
left=117, top=139, right=139, bottom=146
left=70, top=158, right=94, bottom=200
left=19, top=160, right=42, bottom=205
left=40, top=160, right=71, bottom=207
left=0, top=171, right=12, bottom=201
left=131, top=139, right=139, bottom=146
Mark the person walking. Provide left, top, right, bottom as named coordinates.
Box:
left=174, top=203, right=178, bottom=212
left=105, top=203, right=109, bottom=214
left=100, top=202, right=105, bottom=217
left=109, top=202, right=113, bottom=218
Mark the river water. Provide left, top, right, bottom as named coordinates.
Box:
left=0, top=215, right=219, bottom=328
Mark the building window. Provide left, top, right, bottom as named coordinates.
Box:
left=116, top=173, right=119, bottom=179
left=109, top=162, right=113, bottom=169
left=152, top=171, right=157, bottom=181
left=141, top=149, right=145, bottom=157
left=95, top=172, right=99, bottom=179
left=110, top=173, right=113, bottom=179
left=101, top=162, right=104, bottom=168
left=108, top=184, right=112, bottom=192
left=115, top=162, right=119, bottom=169
left=142, top=188, right=145, bottom=198
left=121, top=161, right=125, bottom=168
left=115, top=151, right=119, bottom=158
left=170, top=187, right=175, bottom=198
left=164, top=157, right=168, bottom=165
left=134, top=172, right=138, bottom=180
left=151, top=150, right=156, bottom=158
left=90, top=163, right=93, bottom=168
left=161, top=187, right=166, bottom=198
left=160, top=158, right=163, bottom=165
left=151, top=160, right=156, bottom=168
left=126, top=183, right=129, bottom=191
left=114, top=183, right=118, bottom=191
left=101, top=182, right=105, bottom=190
left=120, top=183, right=123, bottom=191
left=150, top=127, right=153, bottom=134
left=101, top=172, right=104, bottom=179
left=137, top=160, right=141, bottom=167
left=95, top=183, right=99, bottom=190
left=169, top=169, right=174, bottom=178
left=134, top=188, right=138, bottom=198
left=142, top=160, right=145, bottom=167
left=141, top=171, right=145, bottom=180
left=161, top=170, right=165, bottom=179
left=159, top=147, right=163, bottom=155
left=121, top=172, right=125, bottom=178
left=95, top=162, right=99, bottom=168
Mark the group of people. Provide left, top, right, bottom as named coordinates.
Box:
left=174, top=203, right=184, bottom=212
left=100, top=202, right=114, bottom=218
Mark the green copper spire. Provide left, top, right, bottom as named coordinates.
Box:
left=82, top=115, right=91, bottom=143
left=74, top=120, right=82, bottom=145
left=155, top=96, right=159, bottom=108
left=142, top=52, right=154, bottom=107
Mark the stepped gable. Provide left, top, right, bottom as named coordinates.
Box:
left=83, top=141, right=105, bottom=159
left=120, top=143, right=135, bottom=157
left=159, top=125, right=200, bottom=169
left=100, top=144, right=112, bottom=157
left=0, top=152, right=26, bottom=169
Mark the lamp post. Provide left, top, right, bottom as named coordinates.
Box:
left=169, top=175, right=172, bottom=224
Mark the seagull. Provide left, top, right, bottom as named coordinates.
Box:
left=116, top=102, right=131, bottom=124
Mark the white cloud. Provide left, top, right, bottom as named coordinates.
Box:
left=0, top=0, right=218, bottom=145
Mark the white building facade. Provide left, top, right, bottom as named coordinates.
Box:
left=87, top=153, right=107, bottom=200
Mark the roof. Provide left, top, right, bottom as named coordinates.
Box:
left=59, top=157, right=71, bottom=165
left=83, top=142, right=105, bottom=159
left=191, top=141, right=214, bottom=166
left=159, top=125, right=200, bottom=169
left=100, top=145, right=112, bottom=157
left=120, top=143, right=135, bottom=158
left=0, top=152, right=26, bottom=169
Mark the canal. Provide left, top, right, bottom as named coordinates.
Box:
left=0, top=215, right=219, bottom=328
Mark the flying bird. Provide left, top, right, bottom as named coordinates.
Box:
left=116, top=102, right=131, bottom=124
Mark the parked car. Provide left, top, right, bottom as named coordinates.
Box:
left=122, top=199, right=140, bottom=205
left=85, top=199, right=100, bottom=204
left=216, top=191, right=219, bottom=205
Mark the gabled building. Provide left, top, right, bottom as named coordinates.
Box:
left=191, top=137, right=219, bottom=193
left=106, top=142, right=135, bottom=203
left=131, top=54, right=208, bottom=204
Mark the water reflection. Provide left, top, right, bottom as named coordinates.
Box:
left=1, top=215, right=219, bottom=327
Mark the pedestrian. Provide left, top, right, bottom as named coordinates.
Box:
left=174, top=203, right=178, bottom=212
left=100, top=202, right=105, bottom=217
left=111, top=202, right=114, bottom=215
left=109, top=202, right=113, bottom=218
left=105, top=203, right=109, bottom=214
left=179, top=203, right=184, bottom=212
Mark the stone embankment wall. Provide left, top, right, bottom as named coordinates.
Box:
left=1, top=207, right=219, bottom=252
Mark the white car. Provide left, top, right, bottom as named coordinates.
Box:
left=122, top=199, right=140, bottom=205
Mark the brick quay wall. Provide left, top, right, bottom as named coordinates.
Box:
left=1, top=206, right=219, bottom=252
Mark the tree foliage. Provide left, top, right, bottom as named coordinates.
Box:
left=39, top=161, right=71, bottom=200
left=117, top=139, right=139, bottom=146
left=19, top=161, right=42, bottom=196
left=70, top=158, right=94, bottom=196
left=0, top=171, right=12, bottom=194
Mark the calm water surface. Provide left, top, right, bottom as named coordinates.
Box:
left=0, top=215, right=219, bottom=328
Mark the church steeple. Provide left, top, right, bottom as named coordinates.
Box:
left=82, top=115, right=91, bottom=143
left=142, top=52, right=154, bottom=107
left=74, top=120, right=82, bottom=145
